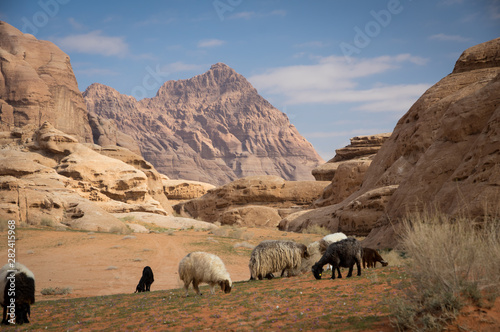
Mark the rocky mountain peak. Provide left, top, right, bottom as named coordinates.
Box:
left=85, top=64, right=323, bottom=185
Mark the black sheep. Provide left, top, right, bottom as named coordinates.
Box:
left=135, top=266, right=154, bottom=293
left=311, top=238, right=362, bottom=280
left=0, top=263, right=35, bottom=325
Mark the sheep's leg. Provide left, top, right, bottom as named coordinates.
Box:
left=356, top=258, right=362, bottom=276
left=2, top=306, right=9, bottom=325
left=183, top=281, right=191, bottom=297
left=330, top=266, right=337, bottom=279
left=346, top=265, right=353, bottom=277
left=193, top=280, right=202, bottom=296
left=336, top=267, right=342, bottom=278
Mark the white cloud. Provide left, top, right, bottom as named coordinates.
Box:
left=429, top=33, right=471, bottom=42
left=248, top=54, right=430, bottom=112
left=74, top=68, right=119, bottom=76
left=294, top=41, right=329, bottom=48
left=67, top=17, right=85, bottom=30
left=491, top=2, right=500, bottom=20
left=160, top=62, right=205, bottom=73
left=56, top=31, right=128, bottom=56
left=228, top=10, right=286, bottom=20
left=229, top=11, right=256, bottom=20
left=197, top=39, right=226, bottom=48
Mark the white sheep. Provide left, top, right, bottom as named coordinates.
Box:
left=249, top=240, right=309, bottom=280
left=0, top=263, right=35, bottom=325
left=319, top=232, right=348, bottom=253
left=178, top=252, right=232, bottom=296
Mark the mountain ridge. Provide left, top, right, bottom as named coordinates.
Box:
left=84, top=62, right=324, bottom=185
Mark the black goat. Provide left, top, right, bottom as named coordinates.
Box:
left=135, top=266, right=154, bottom=293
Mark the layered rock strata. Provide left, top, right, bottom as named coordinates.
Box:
left=0, top=21, right=92, bottom=143
left=174, top=175, right=329, bottom=227
left=84, top=63, right=324, bottom=186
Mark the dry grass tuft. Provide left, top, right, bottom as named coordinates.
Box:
left=392, top=212, right=500, bottom=331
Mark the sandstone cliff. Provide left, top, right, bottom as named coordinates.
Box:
left=0, top=21, right=92, bottom=143
left=84, top=63, right=324, bottom=186
left=280, top=38, right=500, bottom=248
left=174, top=175, right=329, bottom=228
left=312, top=133, right=391, bottom=207
left=0, top=122, right=215, bottom=232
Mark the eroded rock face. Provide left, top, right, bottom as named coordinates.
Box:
left=162, top=179, right=215, bottom=200
left=0, top=21, right=92, bottom=143
left=312, top=133, right=390, bottom=207
left=84, top=63, right=324, bottom=186
left=280, top=38, right=500, bottom=248
left=0, top=123, right=172, bottom=232
left=174, top=175, right=329, bottom=227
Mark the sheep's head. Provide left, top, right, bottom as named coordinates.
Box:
left=299, top=244, right=310, bottom=259
left=381, top=261, right=389, bottom=267
left=220, top=280, right=232, bottom=294
left=311, top=263, right=323, bottom=280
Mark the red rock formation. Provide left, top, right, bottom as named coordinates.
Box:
left=0, top=21, right=92, bottom=143
left=84, top=63, right=324, bottom=186
left=312, top=133, right=391, bottom=207
left=174, top=175, right=329, bottom=227
left=280, top=38, right=500, bottom=248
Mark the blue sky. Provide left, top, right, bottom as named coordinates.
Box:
left=1, top=0, right=499, bottom=160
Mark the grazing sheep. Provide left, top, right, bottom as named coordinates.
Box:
left=312, top=238, right=362, bottom=280
left=319, top=232, right=348, bottom=254
left=0, top=263, right=35, bottom=325
left=178, top=252, right=232, bottom=296
left=135, top=266, right=154, bottom=293
left=249, top=240, right=309, bottom=280
left=318, top=232, right=347, bottom=271
left=296, top=241, right=323, bottom=274
left=362, top=248, right=388, bottom=268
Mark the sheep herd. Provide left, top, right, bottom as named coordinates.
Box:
left=0, top=232, right=388, bottom=325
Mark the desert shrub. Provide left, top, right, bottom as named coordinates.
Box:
left=234, top=241, right=255, bottom=250
left=380, top=249, right=405, bottom=267
left=118, top=215, right=135, bottom=222
left=41, top=287, right=73, bottom=296
left=210, top=225, right=252, bottom=239
left=392, top=213, right=500, bottom=331
left=301, top=224, right=330, bottom=236
left=40, top=217, right=55, bottom=227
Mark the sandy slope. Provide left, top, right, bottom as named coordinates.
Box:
left=2, top=227, right=314, bottom=299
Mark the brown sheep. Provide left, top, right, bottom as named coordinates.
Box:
left=362, top=248, right=388, bottom=268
